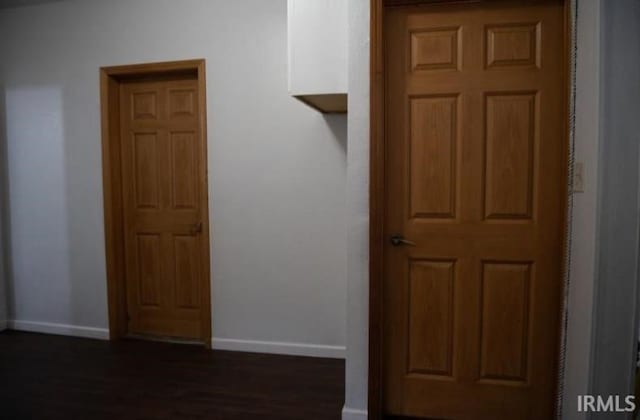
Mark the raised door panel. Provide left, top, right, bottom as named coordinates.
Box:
left=170, top=132, right=197, bottom=209
left=174, top=235, right=200, bottom=310
left=136, top=234, right=162, bottom=308
left=410, top=95, right=459, bottom=219
left=486, top=23, right=541, bottom=69
left=168, top=88, right=196, bottom=119
left=132, top=132, right=161, bottom=210
left=408, top=260, right=456, bottom=377
left=132, top=91, right=158, bottom=120
left=479, top=262, right=531, bottom=383
left=410, top=27, right=461, bottom=72
left=484, top=93, right=537, bottom=220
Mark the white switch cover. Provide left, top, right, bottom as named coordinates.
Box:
left=573, top=161, right=585, bottom=193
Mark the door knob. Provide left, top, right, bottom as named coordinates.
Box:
left=190, top=222, right=203, bottom=235
left=390, top=234, right=416, bottom=246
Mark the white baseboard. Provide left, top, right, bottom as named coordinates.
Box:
left=0, top=319, right=6, bottom=331
left=8, top=320, right=109, bottom=340
left=212, top=337, right=345, bottom=359
left=342, top=406, right=368, bottom=420
left=5, top=321, right=344, bottom=359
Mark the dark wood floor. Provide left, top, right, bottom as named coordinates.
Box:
left=0, top=331, right=345, bottom=420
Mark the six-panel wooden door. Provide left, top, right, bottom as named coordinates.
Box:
left=383, top=1, right=566, bottom=418
left=120, top=77, right=206, bottom=340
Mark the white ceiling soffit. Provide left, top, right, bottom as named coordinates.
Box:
left=0, top=0, right=64, bottom=9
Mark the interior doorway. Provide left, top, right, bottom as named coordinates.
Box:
left=370, top=0, right=569, bottom=418
left=100, top=60, right=212, bottom=346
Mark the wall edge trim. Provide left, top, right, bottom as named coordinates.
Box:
left=342, top=406, right=368, bottom=420
left=8, top=320, right=109, bottom=340
left=212, top=337, right=346, bottom=359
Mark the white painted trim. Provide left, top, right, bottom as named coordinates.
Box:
left=4, top=322, right=345, bottom=359
left=342, top=406, right=368, bottom=420
left=0, top=319, right=7, bottom=331
left=212, top=337, right=345, bottom=359
left=8, top=320, right=109, bottom=340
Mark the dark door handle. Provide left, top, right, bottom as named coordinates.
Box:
left=390, top=234, right=416, bottom=246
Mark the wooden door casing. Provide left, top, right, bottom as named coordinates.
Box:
left=381, top=1, right=567, bottom=418
left=100, top=60, right=211, bottom=346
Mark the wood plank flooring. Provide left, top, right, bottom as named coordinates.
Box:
left=0, top=331, right=344, bottom=420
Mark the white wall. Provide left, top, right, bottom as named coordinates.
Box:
left=287, top=0, right=347, bottom=95
left=0, top=0, right=348, bottom=357
left=0, top=72, right=8, bottom=331
left=589, top=1, right=640, bottom=414
left=344, top=0, right=370, bottom=418
left=0, top=189, right=6, bottom=330
left=344, top=0, right=604, bottom=418
left=0, top=226, right=6, bottom=330
left=562, top=1, right=602, bottom=418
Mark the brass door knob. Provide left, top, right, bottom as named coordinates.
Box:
left=190, top=222, right=203, bottom=235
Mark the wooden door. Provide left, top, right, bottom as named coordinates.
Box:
left=383, top=1, right=566, bottom=418
left=120, top=76, right=206, bottom=340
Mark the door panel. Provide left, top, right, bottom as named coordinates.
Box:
left=408, top=259, right=456, bottom=377
left=120, top=78, right=204, bottom=340
left=409, top=95, right=459, bottom=219
left=170, top=131, right=197, bottom=209
left=136, top=234, right=162, bottom=308
left=174, top=234, right=200, bottom=310
left=132, top=132, right=161, bottom=209
left=484, top=92, right=536, bottom=220
left=383, top=1, right=565, bottom=418
left=479, top=261, right=531, bottom=382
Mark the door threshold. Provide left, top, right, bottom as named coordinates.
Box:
left=125, top=333, right=203, bottom=346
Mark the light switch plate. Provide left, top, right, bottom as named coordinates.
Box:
left=573, top=161, right=585, bottom=193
